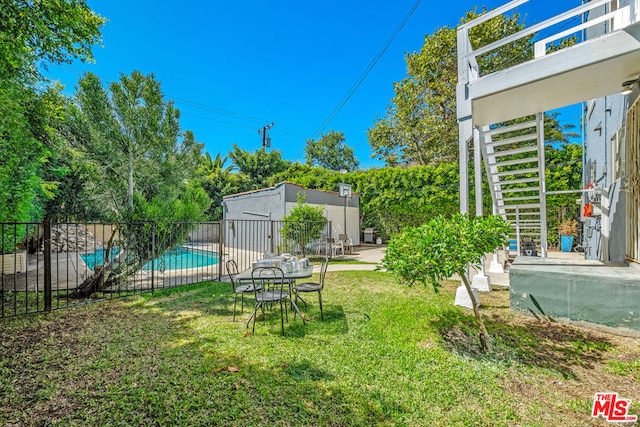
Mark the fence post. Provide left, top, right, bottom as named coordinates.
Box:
left=44, top=220, right=52, bottom=313
left=270, top=220, right=275, bottom=254
left=217, top=221, right=223, bottom=281
left=151, top=221, right=155, bottom=292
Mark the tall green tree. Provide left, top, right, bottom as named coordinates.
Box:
left=68, top=71, right=211, bottom=296
left=367, top=9, right=531, bottom=166
left=0, top=0, right=104, bottom=228
left=197, top=152, right=249, bottom=220
left=228, top=144, right=290, bottom=190
left=71, top=71, right=207, bottom=219
left=0, top=0, right=104, bottom=81
left=545, top=143, right=583, bottom=246
left=304, top=130, right=359, bottom=171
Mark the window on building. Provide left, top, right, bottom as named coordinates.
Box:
left=610, top=125, right=626, bottom=182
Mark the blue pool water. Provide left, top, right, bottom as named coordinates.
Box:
left=81, top=248, right=120, bottom=270
left=81, top=247, right=218, bottom=271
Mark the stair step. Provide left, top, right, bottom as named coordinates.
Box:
left=494, top=177, right=539, bottom=186
left=504, top=211, right=541, bottom=215
left=500, top=195, right=541, bottom=202
left=491, top=157, right=539, bottom=168
left=505, top=211, right=540, bottom=216
left=493, top=167, right=540, bottom=177
left=483, top=120, right=537, bottom=137
left=499, top=186, right=541, bottom=194
left=487, top=145, right=539, bottom=158
left=485, top=133, right=537, bottom=148
left=499, top=203, right=542, bottom=209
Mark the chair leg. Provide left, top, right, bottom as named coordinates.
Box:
left=240, top=293, right=244, bottom=313
left=293, top=293, right=297, bottom=321
left=280, top=301, right=285, bottom=336
left=233, top=293, right=238, bottom=321
left=318, top=291, right=323, bottom=321
left=248, top=302, right=260, bottom=330
left=297, top=294, right=308, bottom=307
left=252, top=303, right=259, bottom=334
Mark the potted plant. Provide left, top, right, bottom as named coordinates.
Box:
left=558, top=218, right=578, bottom=252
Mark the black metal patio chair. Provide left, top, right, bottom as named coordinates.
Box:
left=247, top=266, right=289, bottom=335
left=226, top=259, right=261, bottom=321
left=293, top=257, right=328, bottom=320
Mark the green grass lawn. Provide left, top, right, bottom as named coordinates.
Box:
left=1, top=271, right=638, bottom=426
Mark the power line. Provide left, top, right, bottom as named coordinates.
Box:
left=311, top=0, right=424, bottom=139
left=180, top=112, right=259, bottom=130
left=170, top=96, right=266, bottom=125
left=45, top=63, right=271, bottom=130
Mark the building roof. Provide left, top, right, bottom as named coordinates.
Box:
left=222, top=181, right=357, bottom=200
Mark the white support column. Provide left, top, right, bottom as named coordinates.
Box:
left=489, top=203, right=505, bottom=273
left=459, top=118, right=472, bottom=214
left=536, top=113, right=548, bottom=257
left=516, top=207, right=521, bottom=256
left=474, top=127, right=483, bottom=217
left=470, top=127, right=492, bottom=291
left=489, top=251, right=505, bottom=273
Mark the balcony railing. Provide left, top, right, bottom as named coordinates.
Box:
left=458, top=0, right=639, bottom=85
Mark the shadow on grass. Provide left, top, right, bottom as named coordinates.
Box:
left=131, top=285, right=391, bottom=425
left=0, top=293, right=381, bottom=426
left=284, top=359, right=336, bottom=382
left=430, top=306, right=614, bottom=380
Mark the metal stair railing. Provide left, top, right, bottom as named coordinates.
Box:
left=479, top=114, right=547, bottom=256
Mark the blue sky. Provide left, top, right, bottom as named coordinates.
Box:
left=45, top=0, right=583, bottom=169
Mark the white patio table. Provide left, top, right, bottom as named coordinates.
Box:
left=234, top=265, right=314, bottom=282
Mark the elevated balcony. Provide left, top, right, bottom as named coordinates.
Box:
left=458, top=0, right=640, bottom=127
left=456, top=0, right=640, bottom=334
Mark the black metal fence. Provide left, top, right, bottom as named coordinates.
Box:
left=1, top=219, right=332, bottom=319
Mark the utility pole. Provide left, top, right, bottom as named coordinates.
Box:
left=258, top=122, right=274, bottom=148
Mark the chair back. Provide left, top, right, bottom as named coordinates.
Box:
left=319, top=257, right=329, bottom=290
left=226, top=259, right=239, bottom=289
left=251, top=266, right=286, bottom=296
left=338, top=234, right=348, bottom=242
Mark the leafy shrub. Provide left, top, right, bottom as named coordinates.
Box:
left=381, top=214, right=510, bottom=291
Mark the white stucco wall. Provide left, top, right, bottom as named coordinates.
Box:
left=581, top=1, right=633, bottom=262
left=285, top=202, right=361, bottom=245
left=222, top=183, right=361, bottom=252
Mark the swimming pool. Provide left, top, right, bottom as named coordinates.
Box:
left=81, top=247, right=218, bottom=271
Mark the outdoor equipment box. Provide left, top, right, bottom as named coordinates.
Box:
left=0, top=251, right=26, bottom=274
left=363, top=228, right=376, bottom=244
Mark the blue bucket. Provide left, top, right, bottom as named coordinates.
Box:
left=561, top=235, right=574, bottom=252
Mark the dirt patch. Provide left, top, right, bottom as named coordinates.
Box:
left=438, top=284, right=640, bottom=426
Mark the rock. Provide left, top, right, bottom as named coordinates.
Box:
left=41, top=224, right=104, bottom=253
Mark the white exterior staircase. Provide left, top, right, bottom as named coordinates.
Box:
left=457, top=0, right=640, bottom=257
left=480, top=115, right=547, bottom=256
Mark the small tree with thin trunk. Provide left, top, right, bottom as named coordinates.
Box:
left=381, top=214, right=510, bottom=352
left=281, top=193, right=327, bottom=257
